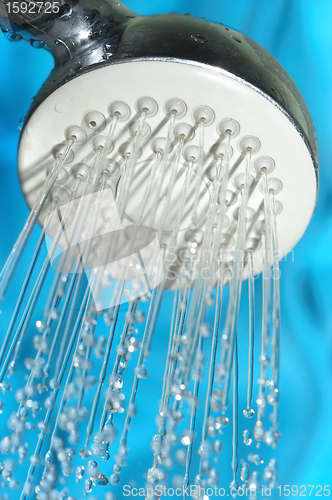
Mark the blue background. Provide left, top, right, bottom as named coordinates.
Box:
left=0, top=0, right=332, bottom=497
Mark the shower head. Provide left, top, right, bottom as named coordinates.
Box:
left=0, top=2, right=320, bottom=498
left=1, top=0, right=318, bottom=280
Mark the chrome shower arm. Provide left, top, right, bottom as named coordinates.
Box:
left=0, top=0, right=135, bottom=63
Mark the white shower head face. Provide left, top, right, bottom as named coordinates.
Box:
left=18, top=60, right=317, bottom=284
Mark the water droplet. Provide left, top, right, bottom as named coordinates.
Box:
left=91, top=473, right=108, bottom=486
left=211, top=389, right=223, bottom=412
left=181, top=430, right=193, bottom=446
left=243, top=430, right=252, bottom=446
left=44, top=396, right=54, bottom=409
left=249, top=453, right=264, bottom=466
left=126, top=337, right=140, bottom=353
left=243, top=408, right=255, bottom=418
left=76, top=465, right=85, bottom=481
left=267, top=393, right=276, bottom=405
left=264, top=430, right=281, bottom=448
left=100, top=441, right=110, bottom=462
left=216, top=416, right=229, bottom=428
left=128, top=403, right=137, bottom=417
left=214, top=440, right=223, bottom=454
left=198, top=441, right=213, bottom=458
left=49, top=378, right=60, bottom=390
left=19, top=407, right=29, bottom=420
left=185, top=228, right=204, bottom=245
left=199, top=323, right=211, bottom=337
left=110, top=473, right=120, bottom=485
left=260, top=354, right=270, bottom=367
left=191, top=34, right=208, bottom=43
left=79, top=449, right=91, bottom=459
left=5, top=32, right=22, bottom=42
left=9, top=478, right=20, bottom=490
left=102, top=52, right=113, bottom=60
left=241, top=463, right=250, bottom=482
left=37, top=383, right=48, bottom=395
left=125, top=311, right=135, bottom=324
left=205, top=292, right=215, bottom=306
left=44, top=450, right=52, bottom=465
left=230, top=480, right=239, bottom=496
left=135, top=365, right=148, bottom=379
left=18, top=445, right=28, bottom=464
left=88, top=460, right=98, bottom=469
left=85, top=478, right=92, bottom=493
left=29, top=39, right=45, bottom=49
left=0, top=382, right=11, bottom=394
left=251, top=470, right=261, bottom=485
left=147, top=466, right=165, bottom=483
left=135, top=310, right=145, bottom=324
left=29, top=454, right=40, bottom=465
left=254, top=421, right=266, bottom=441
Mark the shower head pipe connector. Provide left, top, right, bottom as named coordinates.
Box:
left=0, top=0, right=134, bottom=64
left=0, top=0, right=318, bottom=176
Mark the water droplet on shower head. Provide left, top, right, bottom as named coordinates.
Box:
left=5, top=32, right=22, bottom=42
left=29, top=39, right=45, bottom=49
left=191, top=34, right=208, bottom=43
